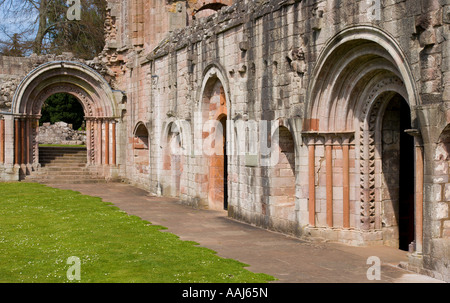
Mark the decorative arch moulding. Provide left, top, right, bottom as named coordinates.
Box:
left=12, top=61, right=119, bottom=119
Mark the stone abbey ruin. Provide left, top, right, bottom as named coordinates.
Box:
left=0, top=0, right=449, bottom=281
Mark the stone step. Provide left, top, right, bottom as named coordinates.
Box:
left=41, top=166, right=89, bottom=171
left=40, top=153, right=87, bottom=157
left=40, top=160, right=87, bottom=165
left=39, top=154, right=87, bottom=159
left=40, top=165, right=87, bottom=169
left=39, top=147, right=87, bottom=155
left=40, top=159, right=87, bottom=163
left=24, top=146, right=102, bottom=183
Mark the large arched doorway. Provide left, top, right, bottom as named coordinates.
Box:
left=199, top=66, right=230, bottom=211
left=207, top=114, right=228, bottom=210
left=302, top=26, right=422, bottom=250
left=12, top=61, right=119, bottom=180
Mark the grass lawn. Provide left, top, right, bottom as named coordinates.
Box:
left=0, top=183, right=275, bottom=283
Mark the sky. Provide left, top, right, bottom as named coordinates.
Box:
left=0, top=0, right=38, bottom=48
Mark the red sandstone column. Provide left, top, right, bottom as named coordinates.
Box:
left=97, top=119, right=103, bottom=165
left=343, top=137, right=350, bottom=228
left=414, top=137, right=424, bottom=254
left=0, top=119, right=4, bottom=164
left=325, top=136, right=333, bottom=228
left=307, top=137, right=316, bottom=226
left=14, top=119, right=19, bottom=165
left=25, top=118, right=30, bottom=165
left=405, top=129, right=424, bottom=254
left=86, top=119, right=91, bottom=165
left=34, top=118, right=39, bottom=165
left=105, top=120, right=110, bottom=165
left=112, top=122, right=116, bottom=165
left=20, top=119, right=26, bottom=165
left=415, top=139, right=424, bottom=254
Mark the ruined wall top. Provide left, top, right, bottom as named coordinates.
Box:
left=144, top=0, right=302, bottom=61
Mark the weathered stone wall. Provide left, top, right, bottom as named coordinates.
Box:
left=0, top=0, right=449, bottom=281
left=111, top=0, right=449, bottom=281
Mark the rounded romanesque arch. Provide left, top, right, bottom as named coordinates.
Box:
left=13, top=61, right=117, bottom=117
left=197, top=64, right=231, bottom=210
left=302, top=26, right=422, bottom=250
left=12, top=61, right=119, bottom=171
left=304, top=26, right=417, bottom=132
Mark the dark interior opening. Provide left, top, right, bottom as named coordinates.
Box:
left=398, top=97, right=415, bottom=251
left=220, top=116, right=228, bottom=210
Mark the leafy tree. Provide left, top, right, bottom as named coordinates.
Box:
left=0, top=0, right=106, bottom=59
left=40, top=93, right=85, bottom=130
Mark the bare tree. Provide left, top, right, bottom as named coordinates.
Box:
left=0, top=0, right=106, bottom=59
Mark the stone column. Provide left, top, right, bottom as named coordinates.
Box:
left=325, top=135, right=333, bottom=228
left=112, top=121, right=116, bottom=166
left=25, top=118, right=30, bottom=166
left=406, top=129, right=424, bottom=254
left=14, top=119, right=19, bottom=165
left=105, top=120, right=110, bottom=165
left=342, top=132, right=354, bottom=228
left=34, top=118, right=40, bottom=166
left=303, top=134, right=316, bottom=226
left=20, top=119, right=26, bottom=165
left=0, top=119, right=4, bottom=164
left=342, top=134, right=353, bottom=229
left=86, top=119, right=91, bottom=165
left=97, top=118, right=103, bottom=165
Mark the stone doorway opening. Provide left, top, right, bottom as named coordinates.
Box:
left=199, top=67, right=229, bottom=211
left=208, top=115, right=228, bottom=211
left=12, top=61, right=119, bottom=182
left=38, top=93, right=86, bottom=147
left=221, top=115, right=228, bottom=210
left=381, top=94, right=415, bottom=251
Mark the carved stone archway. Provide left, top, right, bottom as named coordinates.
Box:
left=302, top=26, right=423, bottom=251
left=12, top=61, right=119, bottom=175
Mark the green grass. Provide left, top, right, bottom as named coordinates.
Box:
left=0, top=183, right=275, bottom=283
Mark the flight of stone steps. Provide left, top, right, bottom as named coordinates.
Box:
left=24, top=146, right=106, bottom=184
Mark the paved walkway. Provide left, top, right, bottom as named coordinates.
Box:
left=47, top=182, right=445, bottom=283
